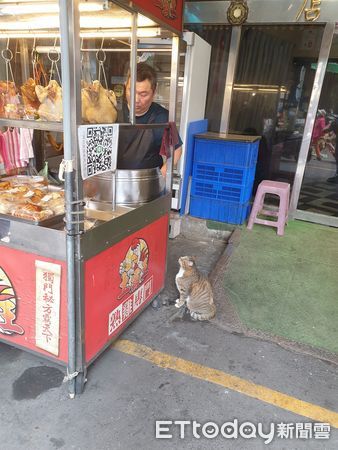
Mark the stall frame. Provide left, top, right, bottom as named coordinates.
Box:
left=0, top=0, right=182, bottom=397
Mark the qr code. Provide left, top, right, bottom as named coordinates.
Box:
left=85, top=126, right=114, bottom=176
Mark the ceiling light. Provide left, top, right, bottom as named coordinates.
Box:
left=233, top=84, right=288, bottom=93
left=0, top=31, right=61, bottom=39
left=80, top=28, right=161, bottom=38
left=0, top=14, right=156, bottom=31
left=233, top=87, right=253, bottom=91
left=0, top=2, right=104, bottom=15
left=1, top=15, right=59, bottom=30
left=0, top=27, right=161, bottom=39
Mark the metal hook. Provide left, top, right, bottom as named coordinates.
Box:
left=1, top=48, right=13, bottom=63
left=80, top=38, right=85, bottom=81
left=96, top=38, right=106, bottom=66
left=80, top=38, right=85, bottom=67
left=81, top=38, right=93, bottom=84
left=96, top=38, right=108, bottom=90
left=95, top=48, right=107, bottom=64
left=48, top=38, right=60, bottom=62
left=1, top=39, right=15, bottom=91
left=48, top=38, right=61, bottom=84
left=31, top=38, right=41, bottom=84
left=31, top=38, right=38, bottom=63
left=48, top=48, right=61, bottom=63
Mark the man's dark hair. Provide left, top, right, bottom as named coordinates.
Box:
left=126, top=63, right=157, bottom=91
left=137, top=63, right=157, bottom=91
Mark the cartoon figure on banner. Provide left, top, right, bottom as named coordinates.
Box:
left=0, top=267, right=24, bottom=335
left=154, top=0, right=177, bottom=19
left=118, top=238, right=149, bottom=299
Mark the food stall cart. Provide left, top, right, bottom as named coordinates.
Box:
left=0, top=0, right=183, bottom=397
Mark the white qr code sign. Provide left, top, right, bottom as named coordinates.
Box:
left=108, top=276, right=153, bottom=335
left=78, top=124, right=119, bottom=179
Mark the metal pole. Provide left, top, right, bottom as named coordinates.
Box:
left=220, top=26, right=241, bottom=133
left=165, top=35, right=180, bottom=193
left=129, top=12, right=138, bottom=125
left=289, top=23, right=335, bottom=214
left=169, top=36, right=179, bottom=123
left=19, top=39, right=30, bottom=82
left=59, top=0, right=80, bottom=399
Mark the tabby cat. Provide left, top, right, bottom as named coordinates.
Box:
left=175, top=256, right=216, bottom=321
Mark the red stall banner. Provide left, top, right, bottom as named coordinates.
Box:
left=0, top=247, right=68, bottom=362
left=84, top=214, right=169, bottom=363
left=132, top=0, right=184, bottom=34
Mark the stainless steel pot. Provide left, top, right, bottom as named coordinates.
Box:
left=89, top=168, right=165, bottom=207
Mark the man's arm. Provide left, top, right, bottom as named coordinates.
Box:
left=160, top=146, right=182, bottom=177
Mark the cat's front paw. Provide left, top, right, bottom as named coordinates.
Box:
left=175, top=298, right=184, bottom=308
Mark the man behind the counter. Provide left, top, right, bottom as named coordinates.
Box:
left=117, top=63, right=182, bottom=176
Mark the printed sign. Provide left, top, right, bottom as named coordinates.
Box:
left=35, top=260, right=61, bottom=356
left=78, top=124, right=119, bottom=180
left=84, top=214, right=169, bottom=363
left=108, top=276, right=153, bottom=335
left=132, top=0, right=183, bottom=34
left=0, top=267, right=24, bottom=336
left=0, top=247, right=68, bottom=362
left=118, top=238, right=149, bottom=299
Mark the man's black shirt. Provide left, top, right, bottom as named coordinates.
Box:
left=117, top=102, right=169, bottom=169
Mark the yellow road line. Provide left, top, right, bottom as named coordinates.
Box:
left=114, top=339, right=338, bottom=429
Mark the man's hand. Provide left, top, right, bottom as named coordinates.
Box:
left=160, top=146, right=182, bottom=178
left=160, top=164, right=167, bottom=177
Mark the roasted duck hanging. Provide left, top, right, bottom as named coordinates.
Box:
left=35, top=80, right=63, bottom=122
left=0, top=81, right=21, bottom=119
left=81, top=80, right=117, bottom=124
left=21, top=78, right=40, bottom=118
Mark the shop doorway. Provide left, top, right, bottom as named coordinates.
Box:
left=227, top=25, right=325, bottom=191
left=297, top=33, right=338, bottom=218
left=185, top=22, right=338, bottom=225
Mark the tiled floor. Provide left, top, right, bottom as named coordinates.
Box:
left=298, top=180, right=338, bottom=216
left=276, top=153, right=338, bottom=216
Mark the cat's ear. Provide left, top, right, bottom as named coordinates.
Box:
left=188, top=260, right=194, bottom=266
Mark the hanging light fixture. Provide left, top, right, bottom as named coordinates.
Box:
left=0, top=28, right=161, bottom=39
left=0, top=1, right=105, bottom=15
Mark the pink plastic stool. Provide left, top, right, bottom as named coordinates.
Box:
left=247, top=180, right=290, bottom=236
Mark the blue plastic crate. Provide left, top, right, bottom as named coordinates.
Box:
left=194, top=138, right=259, bottom=167
left=191, top=177, right=254, bottom=203
left=193, top=162, right=256, bottom=188
left=190, top=196, right=251, bottom=225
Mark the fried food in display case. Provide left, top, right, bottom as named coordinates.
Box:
left=0, top=175, right=65, bottom=224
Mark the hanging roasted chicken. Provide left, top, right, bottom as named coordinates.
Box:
left=35, top=80, right=63, bottom=122
left=0, top=81, right=21, bottom=119
left=21, top=78, right=40, bottom=117
left=2, top=76, right=118, bottom=124
left=81, top=80, right=117, bottom=124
